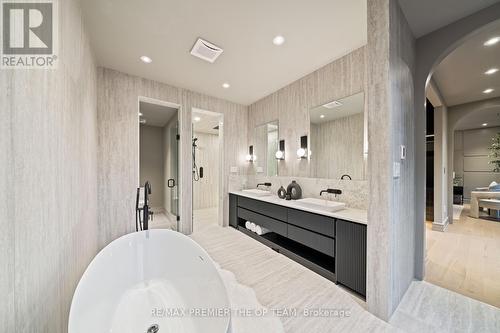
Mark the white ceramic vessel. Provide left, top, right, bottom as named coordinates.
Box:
left=295, top=197, right=346, bottom=212
left=69, top=229, right=230, bottom=333
left=241, top=188, right=272, bottom=197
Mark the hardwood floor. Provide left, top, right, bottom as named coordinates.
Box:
left=425, top=205, right=500, bottom=308
left=190, top=209, right=500, bottom=332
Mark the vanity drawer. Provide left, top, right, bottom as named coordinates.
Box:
left=288, top=225, right=334, bottom=257
left=287, top=209, right=335, bottom=237
left=238, top=196, right=287, bottom=221
left=238, top=208, right=287, bottom=237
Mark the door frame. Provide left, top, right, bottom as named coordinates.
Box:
left=137, top=96, right=181, bottom=226
left=413, top=9, right=500, bottom=280
left=191, top=107, right=224, bottom=230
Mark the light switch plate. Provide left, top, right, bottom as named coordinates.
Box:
left=230, top=166, right=238, bottom=173
left=400, top=145, right=406, bottom=160
left=393, top=161, right=401, bottom=178
left=256, top=166, right=264, bottom=173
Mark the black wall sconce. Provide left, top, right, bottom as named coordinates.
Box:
left=275, top=140, right=285, bottom=160
left=246, top=145, right=256, bottom=162
left=296, top=135, right=308, bottom=159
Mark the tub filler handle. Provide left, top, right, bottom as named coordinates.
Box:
left=147, top=324, right=159, bottom=333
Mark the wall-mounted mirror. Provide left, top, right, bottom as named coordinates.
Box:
left=309, top=92, right=366, bottom=180
left=254, top=121, right=279, bottom=177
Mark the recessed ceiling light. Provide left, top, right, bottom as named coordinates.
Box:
left=194, top=116, right=201, bottom=122
left=484, top=37, right=500, bottom=46
left=138, top=112, right=143, bottom=116
left=222, top=82, right=230, bottom=89
left=273, top=35, right=285, bottom=46
left=482, top=123, right=488, bottom=126
left=485, top=68, right=499, bottom=75
left=320, top=115, right=325, bottom=118
left=483, top=88, right=494, bottom=94
left=140, top=56, right=152, bottom=63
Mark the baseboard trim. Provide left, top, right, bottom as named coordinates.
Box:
left=432, top=217, right=449, bottom=232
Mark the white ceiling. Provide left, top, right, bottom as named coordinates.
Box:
left=398, top=0, right=500, bottom=38
left=455, top=106, right=500, bottom=130
left=431, top=19, right=500, bottom=107
left=310, top=92, right=364, bottom=124
left=82, top=0, right=367, bottom=106
left=139, top=101, right=177, bottom=127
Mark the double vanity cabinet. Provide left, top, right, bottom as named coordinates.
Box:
left=229, top=191, right=367, bottom=297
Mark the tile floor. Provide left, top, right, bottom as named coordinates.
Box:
left=189, top=207, right=500, bottom=332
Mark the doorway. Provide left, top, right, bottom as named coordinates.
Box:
left=138, top=98, right=180, bottom=231
left=191, top=108, right=224, bottom=232
left=420, top=19, right=500, bottom=308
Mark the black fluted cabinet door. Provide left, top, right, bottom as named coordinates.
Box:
left=335, top=220, right=367, bottom=297
left=229, top=194, right=238, bottom=228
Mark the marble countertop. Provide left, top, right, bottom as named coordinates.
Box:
left=230, top=190, right=367, bottom=225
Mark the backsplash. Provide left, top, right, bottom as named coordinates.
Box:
left=231, top=175, right=368, bottom=210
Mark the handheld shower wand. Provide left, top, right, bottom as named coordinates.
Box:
left=192, top=138, right=200, bottom=181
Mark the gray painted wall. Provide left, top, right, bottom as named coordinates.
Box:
left=0, top=0, right=99, bottom=331
left=447, top=98, right=500, bottom=219
left=454, top=127, right=500, bottom=199
left=139, top=125, right=165, bottom=209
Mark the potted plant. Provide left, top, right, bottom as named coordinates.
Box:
left=489, top=133, right=500, bottom=173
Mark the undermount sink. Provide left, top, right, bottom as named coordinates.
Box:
left=294, top=198, right=346, bottom=212
left=242, top=189, right=272, bottom=197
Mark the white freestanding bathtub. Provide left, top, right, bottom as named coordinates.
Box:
left=69, top=230, right=230, bottom=333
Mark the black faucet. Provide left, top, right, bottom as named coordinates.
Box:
left=340, top=174, right=352, bottom=180
left=257, top=182, right=272, bottom=188
left=143, top=181, right=153, bottom=230
left=320, top=188, right=342, bottom=197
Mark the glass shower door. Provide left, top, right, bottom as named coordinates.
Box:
left=169, top=121, right=179, bottom=223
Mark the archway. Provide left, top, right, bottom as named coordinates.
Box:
left=414, top=4, right=500, bottom=279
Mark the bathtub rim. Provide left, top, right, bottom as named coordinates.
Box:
left=68, top=229, right=231, bottom=333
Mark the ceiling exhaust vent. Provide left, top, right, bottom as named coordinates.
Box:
left=190, top=38, right=223, bottom=63
left=322, top=100, right=343, bottom=109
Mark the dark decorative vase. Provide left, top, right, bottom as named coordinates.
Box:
left=277, top=186, right=287, bottom=199
left=287, top=180, right=302, bottom=200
